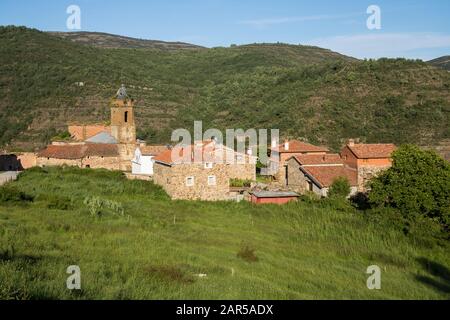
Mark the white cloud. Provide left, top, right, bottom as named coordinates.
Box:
left=239, top=13, right=361, bottom=28
left=307, top=33, right=450, bottom=59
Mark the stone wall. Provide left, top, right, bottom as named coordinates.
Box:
left=153, top=161, right=256, bottom=201
left=0, top=153, right=36, bottom=171
left=82, top=156, right=121, bottom=170
left=37, top=157, right=82, bottom=168
left=357, top=165, right=391, bottom=191
left=286, top=158, right=309, bottom=193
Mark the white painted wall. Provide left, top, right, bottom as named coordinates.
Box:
left=132, top=148, right=154, bottom=175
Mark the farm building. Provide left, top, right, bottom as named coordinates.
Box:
left=250, top=191, right=299, bottom=205
left=340, top=140, right=396, bottom=191
left=269, top=139, right=329, bottom=186
left=286, top=154, right=358, bottom=197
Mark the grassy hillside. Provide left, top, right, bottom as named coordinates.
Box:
left=0, top=166, right=449, bottom=299
left=1, top=26, right=449, bottom=151
left=428, top=56, right=450, bottom=71
left=48, top=31, right=206, bottom=50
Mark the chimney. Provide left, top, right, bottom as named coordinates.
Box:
left=284, top=140, right=289, bottom=151
left=348, top=139, right=355, bottom=147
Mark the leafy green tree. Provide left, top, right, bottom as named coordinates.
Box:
left=328, top=177, right=351, bottom=199
left=369, top=145, right=450, bottom=226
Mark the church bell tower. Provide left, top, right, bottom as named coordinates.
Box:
left=110, top=84, right=136, bottom=144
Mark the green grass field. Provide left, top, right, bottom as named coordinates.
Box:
left=0, top=167, right=449, bottom=299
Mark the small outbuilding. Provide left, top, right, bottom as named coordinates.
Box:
left=250, top=191, right=299, bottom=205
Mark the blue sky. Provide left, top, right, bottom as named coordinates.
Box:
left=1, top=0, right=449, bottom=60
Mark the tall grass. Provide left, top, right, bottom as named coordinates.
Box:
left=0, top=167, right=448, bottom=299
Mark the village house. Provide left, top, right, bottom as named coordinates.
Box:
left=152, top=140, right=256, bottom=201
left=132, top=144, right=171, bottom=176
left=340, top=140, right=396, bottom=191
left=286, top=153, right=358, bottom=197
left=37, top=143, right=122, bottom=170
left=269, top=139, right=329, bottom=185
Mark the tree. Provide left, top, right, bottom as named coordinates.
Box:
left=328, top=177, right=351, bottom=199
left=369, top=145, right=450, bottom=226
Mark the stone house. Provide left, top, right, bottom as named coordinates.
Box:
left=269, top=139, right=329, bottom=185
left=152, top=140, right=256, bottom=201
left=37, top=143, right=121, bottom=170
left=340, top=140, right=396, bottom=191
left=286, top=154, right=358, bottom=197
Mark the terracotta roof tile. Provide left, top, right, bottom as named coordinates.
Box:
left=302, top=165, right=358, bottom=188
left=272, top=140, right=329, bottom=153
left=140, top=145, right=170, bottom=156
left=293, top=154, right=343, bottom=165
left=153, top=141, right=252, bottom=165
left=37, top=144, right=119, bottom=159
left=84, top=144, right=119, bottom=157
left=347, top=144, right=396, bottom=159
left=37, top=145, right=85, bottom=159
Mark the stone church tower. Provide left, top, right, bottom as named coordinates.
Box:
left=110, top=84, right=136, bottom=144
left=110, top=85, right=136, bottom=171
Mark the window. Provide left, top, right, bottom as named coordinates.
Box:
left=186, top=176, right=195, bottom=187
left=124, top=111, right=128, bottom=123
left=204, top=162, right=213, bottom=169
left=208, top=175, right=216, bottom=186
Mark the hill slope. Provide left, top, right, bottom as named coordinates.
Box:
left=0, top=166, right=448, bottom=299
left=428, top=56, right=450, bottom=71
left=0, top=26, right=449, bottom=151
left=48, top=31, right=205, bottom=51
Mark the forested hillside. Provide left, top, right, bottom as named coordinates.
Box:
left=0, top=26, right=449, bottom=151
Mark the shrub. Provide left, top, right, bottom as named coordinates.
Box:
left=0, top=186, right=34, bottom=204
left=369, top=145, right=450, bottom=227
left=230, top=179, right=252, bottom=188
left=43, top=195, right=74, bottom=210
left=328, top=177, right=351, bottom=199
left=237, top=244, right=258, bottom=262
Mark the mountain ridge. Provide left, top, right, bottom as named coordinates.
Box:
left=0, top=26, right=449, bottom=155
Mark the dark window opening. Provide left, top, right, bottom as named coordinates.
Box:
left=86, top=165, right=91, bottom=168
left=124, top=111, right=128, bottom=123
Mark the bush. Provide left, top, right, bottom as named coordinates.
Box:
left=237, top=244, right=258, bottom=262
left=328, top=177, right=351, bottom=199
left=369, top=145, right=450, bottom=228
left=230, top=179, right=252, bottom=188
left=0, top=186, right=34, bottom=204
left=47, top=196, right=73, bottom=210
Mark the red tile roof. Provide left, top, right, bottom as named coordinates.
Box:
left=293, top=154, right=343, bottom=165
left=272, top=140, right=329, bottom=153
left=347, top=144, right=396, bottom=159
left=301, top=165, right=358, bottom=188
left=140, top=145, right=170, bottom=156
left=84, top=144, right=119, bottom=157
left=37, top=144, right=119, bottom=159
left=153, top=141, right=251, bottom=165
